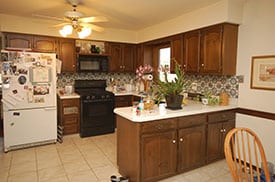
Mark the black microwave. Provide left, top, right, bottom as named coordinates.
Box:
left=77, top=54, right=109, bottom=72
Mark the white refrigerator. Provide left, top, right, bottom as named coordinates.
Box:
left=1, top=50, right=57, bottom=152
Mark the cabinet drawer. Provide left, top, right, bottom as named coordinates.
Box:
left=63, top=116, right=79, bottom=125
left=208, top=111, right=235, bottom=123
left=141, top=119, right=176, bottom=134
left=62, top=99, right=80, bottom=107
left=178, top=114, right=207, bottom=128
left=64, top=124, right=79, bottom=134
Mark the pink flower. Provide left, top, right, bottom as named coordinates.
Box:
left=136, top=64, right=153, bottom=80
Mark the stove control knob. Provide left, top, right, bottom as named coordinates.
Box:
left=106, top=95, right=110, bottom=99
left=91, top=95, right=96, bottom=100
left=101, top=95, right=106, bottom=99
left=86, top=96, right=90, bottom=100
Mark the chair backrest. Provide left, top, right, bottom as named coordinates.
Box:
left=224, top=127, right=271, bottom=182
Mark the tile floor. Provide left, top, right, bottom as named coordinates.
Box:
left=0, top=132, right=233, bottom=182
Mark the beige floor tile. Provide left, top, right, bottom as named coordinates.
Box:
left=67, top=170, right=98, bottom=182
left=9, top=160, right=37, bottom=175
left=63, top=160, right=91, bottom=175
left=38, top=165, right=66, bottom=182
left=0, top=167, right=9, bottom=182
left=41, top=175, right=69, bottom=182
left=37, top=157, right=62, bottom=170
left=7, top=171, right=38, bottom=182
left=59, top=152, right=84, bottom=164
left=93, top=165, right=121, bottom=181
left=85, top=153, right=113, bottom=168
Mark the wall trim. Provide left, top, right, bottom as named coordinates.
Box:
left=237, top=108, right=275, bottom=120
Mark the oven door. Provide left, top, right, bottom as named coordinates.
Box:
left=80, top=99, right=115, bottom=137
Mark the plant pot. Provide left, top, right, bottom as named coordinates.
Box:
left=165, top=94, right=183, bottom=110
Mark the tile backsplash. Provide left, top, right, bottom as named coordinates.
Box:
left=57, top=73, right=239, bottom=98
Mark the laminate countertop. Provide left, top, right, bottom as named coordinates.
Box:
left=114, top=99, right=238, bottom=122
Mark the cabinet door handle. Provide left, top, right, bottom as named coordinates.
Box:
left=201, top=63, right=204, bottom=67
left=223, top=129, right=226, bottom=132
left=179, top=138, right=184, bottom=142
left=172, top=140, right=176, bottom=144
left=220, top=129, right=224, bottom=133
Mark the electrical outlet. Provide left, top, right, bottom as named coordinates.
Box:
left=191, top=82, right=197, bottom=91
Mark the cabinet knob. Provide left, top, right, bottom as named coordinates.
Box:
left=155, top=124, right=163, bottom=130
left=201, top=63, right=204, bottom=67
left=179, top=138, right=184, bottom=142
left=220, top=129, right=224, bottom=133
left=172, top=140, right=176, bottom=144
left=72, top=65, right=75, bottom=68
left=10, top=122, right=14, bottom=126
left=223, top=129, right=226, bottom=132
left=183, top=64, right=186, bottom=68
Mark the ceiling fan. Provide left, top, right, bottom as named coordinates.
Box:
left=33, top=0, right=107, bottom=38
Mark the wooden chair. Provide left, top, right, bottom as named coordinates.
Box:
left=224, top=127, right=271, bottom=182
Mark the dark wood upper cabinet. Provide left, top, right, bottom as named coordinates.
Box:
left=58, top=38, right=76, bottom=73
left=5, top=33, right=33, bottom=49
left=183, top=30, right=200, bottom=73
left=183, top=23, right=238, bottom=75
left=170, top=36, right=183, bottom=73
left=108, top=42, right=136, bottom=73
left=33, top=36, right=57, bottom=53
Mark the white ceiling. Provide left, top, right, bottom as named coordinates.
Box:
left=0, top=0, right=222, bottom=31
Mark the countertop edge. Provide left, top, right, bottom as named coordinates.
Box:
left=114, top=104, right=238, bottom=122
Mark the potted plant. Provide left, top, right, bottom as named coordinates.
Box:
left=153, top=60, right=191, bottom=109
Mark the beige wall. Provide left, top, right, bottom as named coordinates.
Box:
left=236, top=0, right=275, bottom=163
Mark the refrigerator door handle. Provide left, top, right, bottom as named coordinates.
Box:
left=43, top=107, right=57, bottom=111
left=2, top=98, right=15, bottom=111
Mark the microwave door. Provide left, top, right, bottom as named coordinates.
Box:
left=79, top=60, right=100, bottom=71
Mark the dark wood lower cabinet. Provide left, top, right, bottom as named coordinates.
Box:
left=116, top=109, right=236, bottom=182
left=178, top=125, right=206, bottom=172
left=141, top=131, right=177, bottom=182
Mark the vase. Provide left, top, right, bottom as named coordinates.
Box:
left=165, top=94, right=183, bottom=110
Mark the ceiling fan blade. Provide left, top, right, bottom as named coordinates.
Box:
left=80, top=23, right=105, bottom=32
left=52, top=23, right=71, bottom=27
left=79, top=16, right=108, bottom=23
left=32, top=14, right=68, bottom=22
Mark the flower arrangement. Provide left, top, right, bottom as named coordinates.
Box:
left=136, top=64, right=153, bottom=80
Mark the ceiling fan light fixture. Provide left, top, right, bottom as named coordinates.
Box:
left=59, top=29, right=68, bottom=37
left=63, top=25, right=73, bottom=34
left=77, top=27, right=92, bottom=39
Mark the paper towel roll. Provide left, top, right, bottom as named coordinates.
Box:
left=142, top=74, right=153, bottom=81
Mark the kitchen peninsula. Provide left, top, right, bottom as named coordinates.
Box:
left=114, top=101, right=237, bottom=182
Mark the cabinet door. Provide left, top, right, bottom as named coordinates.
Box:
left=207, top=122, right=223, bottom=163
left=178, top=125, right=206, bottom=172
left=115, top=95, right=132, bottom=107
left=109, top=43, right=122, bottom=72
left=183, top=30, right=200, bottom=73
left=123, top=44, right=136, bottom=72
left=141, top=131, right=177, bottom=181
left=200, top=25, right=222, bottom=74
left=171, top=38, right=182, bottom=73
left=58, top=38, right=76, bottom=73
left=5, top=33, right=32, bottom=49
left=220, top=119, right=235, bottom=157
left=33, top=36, right=57, bottom=53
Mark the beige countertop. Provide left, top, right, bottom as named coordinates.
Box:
left=114, top=99, right=238, bottom=122
left=57, top=92, right=80, bottom=99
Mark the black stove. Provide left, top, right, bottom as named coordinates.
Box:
left=75, top=80, right=115, bottom=137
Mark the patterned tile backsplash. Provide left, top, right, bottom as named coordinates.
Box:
left=57, top=73, right=239, bottom=98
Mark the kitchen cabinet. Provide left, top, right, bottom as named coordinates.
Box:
left=115, top=95, right=132, bottom=107
left=183, top=23, right=238, bottom=75
left=57, top=97, right=80, bottom=135
left=108, top=43, right=136, bottom=73
left=141, top=130, right=177, bottom=181
left=207, top=110, right=236, bottom=163
left=170, top=35, right=183, bottom=73
left=177, top=114, right=207, bottom=172
left=183, top=30, right=200, bottom=74
left=33, top=36, right=57, bottom=53
left=58, top=38, right=76, bottom=73
left=5, top=33, right=57, bottom=53
left=116, top=109, right=236, bottom=182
